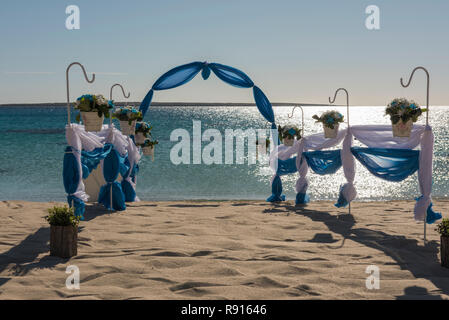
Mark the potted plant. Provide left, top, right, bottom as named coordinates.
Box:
left=74, top=94, right=114, bottom=132
left=140, top=138, right=159, bottom=160
left=45, top=206, right=80, bottom=258
left=277, top=125, right=301, bottom=146
left=134, top=121, right=154, bottom=145
left=312, top=110, right=344, bottom=138
left=112, top=106, right=143, bottom=136
left=436, top=218, right=449, bottom=268
left=386, top=98, right=426, bottom=137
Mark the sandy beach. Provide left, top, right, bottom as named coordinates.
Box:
left=0, top=199, right=448, bottom=300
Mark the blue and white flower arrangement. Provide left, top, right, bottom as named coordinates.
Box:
left=74, top=94, right=114, bottom=121
left=386, top=98, right=425, bottom=125
left=312, top=110, right=344, bottom=129
left=112, top=106, right=143, bottom=125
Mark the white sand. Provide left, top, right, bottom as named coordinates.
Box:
left=0, top=199, right=448, bottom=299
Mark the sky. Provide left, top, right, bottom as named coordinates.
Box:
left=0, top=0, right=448, bottom=105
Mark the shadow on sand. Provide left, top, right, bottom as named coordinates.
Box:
left=265, top=202, right=449, bottom=299
left=0, top=227, right=71, bottom=287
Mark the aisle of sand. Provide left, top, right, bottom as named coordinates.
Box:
left=0, top=200, right=448, bottom=299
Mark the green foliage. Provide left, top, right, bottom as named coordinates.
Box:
left=386, top=98, right=426, bottom=124
left=312, top=110, right=344, bottom=129
left=45, top=206, right=80, bottom=227
left=436, top=218, right=449, bottom=237
left=74, top=94, right=114, bottom=120
left=140, top=139, right=159, bottom=148
left=112, top=106, right=143, bottom=124
left=135, top=121, right=154, bottom=137
left=277, top=125, right=302, bottom=142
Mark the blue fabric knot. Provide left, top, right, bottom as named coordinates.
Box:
left=267, top=175, right=285, bottom=202
left=295, top=192, right=310, bottom=205
left=67, top=195, right=85, bottom=220
left=334, top=185, right=349, bottom=208
left=415, top=197, right=442, bottom=224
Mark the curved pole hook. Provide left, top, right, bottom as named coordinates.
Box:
left=329, top=88, right=350, bottom=127
left=288, top=105, right=305, bottom=136
left=109, top=83, right=130, bottom=101
left=109, top=83, right=131, bottom=126
left=400, top=66, right=430, bottom=126
left=66, top=62, right=95, bottom=125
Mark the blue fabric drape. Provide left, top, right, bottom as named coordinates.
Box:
left=276, top=157, right=298, bottom=176
left=267, top=175, right=285, bottom=202
left=351, top=147, right=419, bottom=182
left=208, top=63, right=254, bottom=88
left=98, top=149, right=126, bottom=211
left=121, top=158, right=137, bottom=202
left=304, top=150, right=342, bottom=175
left=153, top=61, right=204, bottom=90
left=63, top=146, right=85, bottom=219
left=80, top=144, right=113, bottom=179
left=139, top=61, right=276, bottom=131
left=253, top=86, right=275, bottom=124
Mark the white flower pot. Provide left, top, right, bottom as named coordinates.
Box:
left=324, top=123, right=339, bottom=139
left=283, top=136, right=294, bottom=146
left=120, top=120, right=136, bottom=136
left=392, top=119, right=413, bottom=137
left=81, top=112, right=104, bottom=132
left=135, top=132, right=146, bottom=145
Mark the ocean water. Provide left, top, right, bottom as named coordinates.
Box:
left=0, top=105, right=448, bottom=202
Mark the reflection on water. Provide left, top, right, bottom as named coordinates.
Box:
left=0, top=105, right=448, bottom=201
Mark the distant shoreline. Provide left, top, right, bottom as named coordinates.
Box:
left=0, top=102, right=341, bottom=107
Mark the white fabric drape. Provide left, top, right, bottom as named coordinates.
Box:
left=350, top=125, right=426, bottom=149
left=65, top=123, right=141, bottom=202
left=269, top=126, right=353, bottom=203
left=414, top=126, right=434, bottom=221
left=340, top=129, right=357, bottom=203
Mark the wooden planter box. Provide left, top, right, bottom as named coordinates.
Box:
left=441, top=236, right=449, bottom=268
left=50, top=225, right=78, bottom=258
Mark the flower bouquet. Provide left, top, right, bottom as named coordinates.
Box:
left=386, top=98, right=426, bottom=137
left=312, top=110, right=344, bottom=138
left=112, top=106, right=143, bottom=136
left=140, top=138, right=159, bottom=160
left=277, top=125, right=301, bottom=146
left=134, top=121, right=154, bottom=145
left=74, top=94, right=114, bottom=132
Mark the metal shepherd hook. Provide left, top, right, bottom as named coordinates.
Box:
left=400, top=66, right=430, bottom=126
left=329, top=88, right=351, bottom=216
left=109, top=83, right=131, bottom=125
left=66, top=62, right=95, bottom=124
left=400, top=66, right=430, bottom=244
left=329, top=88, right=350, bottom=127
left=287, top=105, right=305, bottom=136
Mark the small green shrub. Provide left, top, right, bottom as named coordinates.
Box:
left=436, top=218, right=449, bottom=237
left=45, top=206, right=80, bottom=227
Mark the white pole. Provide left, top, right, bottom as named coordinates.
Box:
left=400, top=66, right=430, bottom=245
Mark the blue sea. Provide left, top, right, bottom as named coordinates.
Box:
left=0, top=105, right=448, bottom=202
